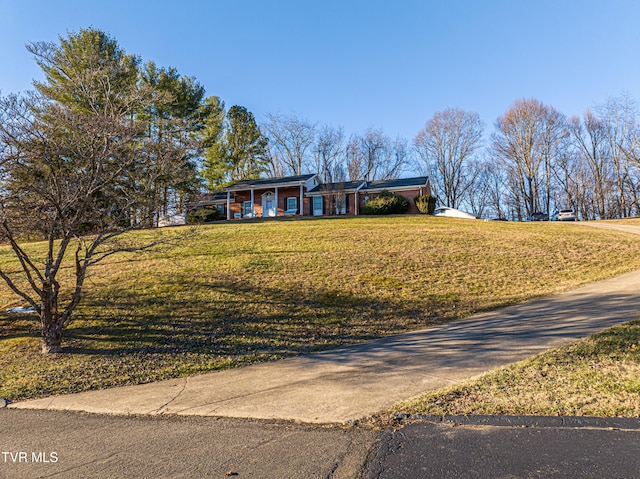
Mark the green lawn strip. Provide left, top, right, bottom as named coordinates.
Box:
left=2, top=216, right=640, bottom=401
left=392, top=319, right=640, bottom=418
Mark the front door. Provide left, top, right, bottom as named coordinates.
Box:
left=262, top=192, right=276, bottom=217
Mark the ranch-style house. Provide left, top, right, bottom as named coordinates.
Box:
left=196, top=174, right=430, bottom=220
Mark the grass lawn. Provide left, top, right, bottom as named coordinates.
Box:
left=393, top=318, right=640, bottom=418
left=2, top=216, right=640, bottom=402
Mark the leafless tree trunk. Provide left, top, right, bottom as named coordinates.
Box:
left=358, top=129, right=386, bottom=181
left=346, top=128, right=407, bottom=181
left=346, top=135, right=365, bottom=181
left=599, top=94, right=639, bottom=218
left=482, top=160, right=508, bottom=219
left=492, top=99, right=565, bottom=218
left=263, top=112, right=316, bottom=176
left=464, top=159, right=493, bottom=218
left=313, top=125, right=344, bottom=183
left=414, top=108, right=484, bottom=209
left=567, top=111, right=611, bottom=219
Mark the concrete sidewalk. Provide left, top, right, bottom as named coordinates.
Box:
left=11, top=257, right=640, bottom=423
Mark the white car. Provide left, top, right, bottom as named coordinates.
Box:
left=433, top=206, right=477, bottom=219
left=551, top=209, right=577, bottom=221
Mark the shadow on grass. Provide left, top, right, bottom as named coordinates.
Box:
left=0, top=315, right=39, bottom=341
left=4, top=273, right=640, bottom=404
left=7, top=273, right=640, bottom=370
left=59, top=276, right=457, bottom=357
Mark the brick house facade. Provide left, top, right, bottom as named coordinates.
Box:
left=193, top=174, right=430, bottom=220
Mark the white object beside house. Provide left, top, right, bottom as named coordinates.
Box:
left=433, top=206, right=477, bottom=219
left=157, top=213, right=186, bottom=227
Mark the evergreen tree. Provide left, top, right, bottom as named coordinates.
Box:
left=139, top=61, right=206, bottom=221
left=0, top=27, right=206, bottom=353
left=201, top=104, right=269, bottom=189
left=226, top=105, right=269, bottom=181
left=201, top=96, right=227, bottom=190
left=31, top=27, right=140, bottom=114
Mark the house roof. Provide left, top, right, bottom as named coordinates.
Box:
left=361, top=176, right=429, bottom=191
left=202, top=192, right=229, bottom=202
left=307, top=176, right=430, bottom=196
left=306, top=181, right=365, bottom=195
left=187, top=191, right=231, bottom=209
left=226, top=174, right=317, bottom=191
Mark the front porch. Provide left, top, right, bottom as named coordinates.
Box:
left=225, top=174, right=319, bottom=220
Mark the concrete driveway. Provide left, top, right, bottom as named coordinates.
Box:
left=9, top=222, right=640, bottom=424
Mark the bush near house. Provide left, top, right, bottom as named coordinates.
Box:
left=361, top=191, right=409, bottom=215
left=414, top=195, right=437, bottom=214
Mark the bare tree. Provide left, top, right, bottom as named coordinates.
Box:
left=414, top=108, right=484, bottom=208
left=539, top=108, right=568, bottom=215
left=598, top=94, right=639, bottom=217
left=263, top=112, right=316, bottom=176
left=567, top=110, right=612, bottom=219
left=389, top=136, right=412, bottom=179
left=478, top=159, right=505, bottom=218
left=492, top=99, right=565, bottom=219
left=0, top=28, right=197, bottom=353
left=313, top=125, right=345, bottom=183
left=464, top=159, right=493, bottom=218
left=358, top=128, right=387, bottom=181
left=565, top=96, right=640, bottom=219
left=346, top=134, right=365, bottom=181
left=346, top=128, right=407, bottom=181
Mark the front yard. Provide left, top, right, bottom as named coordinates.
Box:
left=2, top=216, right=640, bottom=402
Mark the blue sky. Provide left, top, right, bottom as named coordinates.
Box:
left=1, top=0, right=640, bottom=140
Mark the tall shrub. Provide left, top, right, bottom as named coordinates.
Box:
left=361, top=191, right=409, bottom=215
left=414, top=195, right=437, bottom=214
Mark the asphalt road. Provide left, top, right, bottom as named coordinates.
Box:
left=0, top=409, right=378, bottom=479
left=366, top=417, right=640, bottom=479
left=4, top=409, right=640, bottom=479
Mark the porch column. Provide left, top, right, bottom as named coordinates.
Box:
left=250, top=189, right=255, bottom=217
left=299, top=184, right=304, bottom=215
left=226, top=191, right=231, bottom=220
left=355, top=191, right=359, bottom=216
left=275, top=187, right=279, bottom=217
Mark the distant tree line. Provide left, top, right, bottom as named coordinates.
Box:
left=203, top=110, right=411, bottom=188
left=482, top=95, right=640, bottom=220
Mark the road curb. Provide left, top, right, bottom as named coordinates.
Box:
left=393, top=414, right=640, bottom=430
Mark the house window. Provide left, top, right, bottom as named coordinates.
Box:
left=312, top=196, right=323, bottom=216
left=286, top=197, right=297, bottom=213
left=215, top=204, right=225, bottom=215
left=243, top=201, right=252, bottom=217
